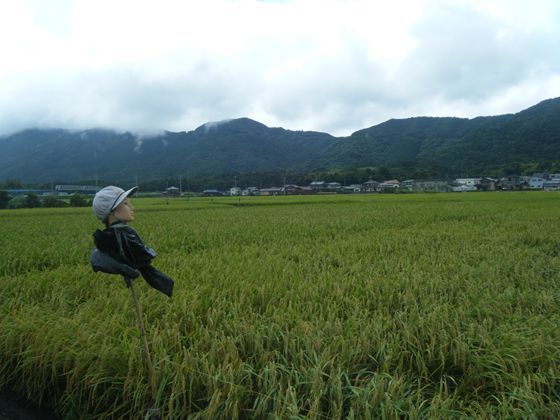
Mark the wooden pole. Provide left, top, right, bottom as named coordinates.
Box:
left=125, top=276, right=158, bottom=406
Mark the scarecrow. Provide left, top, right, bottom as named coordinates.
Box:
left=90, top=185, right=174, bottom=297
left=90, top=185, right=174, bottom=419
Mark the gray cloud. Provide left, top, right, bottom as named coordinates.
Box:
left=0, top=0, right=559, bottom=137
left=402, top=4, right=559, bottom=99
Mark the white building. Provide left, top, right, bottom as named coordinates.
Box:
left=325, top=182, right=342, bottom=191
left=259, top=187, right=283, bottom=196
left=230, top=187, right=241, bottom=196
left=454, top=178, right=481, bottom=186
left=362, top=180, right=379, bottom=193
left=378, top=181, right=400, bottom=192
left=343, top=184, right=362, bottom=193
left=309, top=181, right=325, bottom=191
left=242, top=187, right=259, bottom=196
left=401, top=179, right=415, bottom=189
left=528, top=177, right=545, bottom=190
left=543, top=180, right=560, bottom=191
left=452, top=185, right=477, bottom=192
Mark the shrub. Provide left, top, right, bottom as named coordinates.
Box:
left=69, top=193, right=89, bottom=207
left=43, top=195, right=67, bottom=208
left=7, top=196, right=27, bottom=209
left=24, top=192, right=42, bottom=208
left=0, top=190, right=9, bottom=209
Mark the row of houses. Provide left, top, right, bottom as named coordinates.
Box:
left=452, top=174, right=560, bottom=191
left=226, top=180, right=449, bottom=195
left=8, top=174, right=559, bottom=199
left=214, top=174, right=560, bottom=196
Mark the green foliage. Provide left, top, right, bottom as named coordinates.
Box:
left=0, top=190, right=9, bottom=209
left=69, top=193, right=89, bottom=207
left=1, top=193, right=559, bottom=418
left=42, top=195, right=67, bottom=208
left=1, top=98, right=559, bottom=183
left=7, top=196, right=27, bottom=209
left=1, top=179, right=23, bottom=189
left=24, top=192, right=41, bottom=208
left=140, top=166, right=432, bottom=193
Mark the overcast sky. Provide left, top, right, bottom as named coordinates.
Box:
left=1, top=0, right=559, bottom=137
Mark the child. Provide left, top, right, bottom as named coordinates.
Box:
left=91, top=186, right=174, bottom=298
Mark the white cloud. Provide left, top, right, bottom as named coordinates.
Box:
left=0, top=0, right=559, bottom=136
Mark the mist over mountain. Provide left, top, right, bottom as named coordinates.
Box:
left=1, top=98, right=559, bottom=184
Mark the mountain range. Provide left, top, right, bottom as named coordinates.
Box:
left=1, top=97, right=559, bottom=184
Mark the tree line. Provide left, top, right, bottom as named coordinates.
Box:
left=2, top=158, right=559, bottom=205
left=0, top=190, right=90, bottom=210
left=133, top=161, right=559, bottom=192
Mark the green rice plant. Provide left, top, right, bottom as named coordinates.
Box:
left=1, top=192, right=559, bottom=418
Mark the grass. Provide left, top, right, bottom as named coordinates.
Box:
left=1, top=192, right=559, bottom=418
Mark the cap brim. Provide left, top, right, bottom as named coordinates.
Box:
left=110, top=186, right=138, bottom=211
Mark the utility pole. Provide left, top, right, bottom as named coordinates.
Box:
left=236, top=176, right=241, bottom=203
left=185, top=172, right=190, bottom=202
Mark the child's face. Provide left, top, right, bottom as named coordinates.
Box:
left=111, top=198, right=134, bottom=223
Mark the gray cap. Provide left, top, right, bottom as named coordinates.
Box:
left=92, top=185, right=138, bottom=222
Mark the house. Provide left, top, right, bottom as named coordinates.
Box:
left=499, top=175, right=524, bottom=190
left=454, top=178, right=481, bottom=187
left=378, top=180, right=400, bottom=192
left=452, top=184, right=477, bottom=192
left=309, top=181, right=326, bottom=192
left=55, top=184, right=99, bottom=196
left=401, top=179, right=415, bottom=190
left=528, top=177, right=545, bottom=190
left=201, top=189, right=223, bottom=196
left=242, top=187, right=259, bottom=196
left=230, top=187, right=241, bottom=196
left=543, top=180, right=560, bottom=191
left=342, top=184, right=363, bottom=193
left=324, top=182, right=341, bottom=192
left=165, top=186, right=181, bottom=196
left=362, top=180, right=379, bottom=193
left=283, top=185, right=313, bottom=195
left=259, top=187, right=283, bottom=196
left=413, top=181, right=451, bottom=192
left=477, top=177, right=497, bottom=191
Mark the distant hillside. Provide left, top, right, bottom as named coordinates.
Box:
left=321, top=97, right=560, bottom=175
left=0, top=119, right=335, bottom=182
left=1, top=98, right=559, bottom=183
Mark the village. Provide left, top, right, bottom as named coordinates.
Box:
left=193, top=173, right=560, bottom=197
left=4, top=173, right=560, bottom=203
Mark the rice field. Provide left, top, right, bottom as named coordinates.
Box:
left=1, top=192, right=559, bottom=419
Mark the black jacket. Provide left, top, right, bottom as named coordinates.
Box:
left=92, top=223, right=174, bottom=297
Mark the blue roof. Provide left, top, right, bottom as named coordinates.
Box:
left=5, top=189, right=50, bottom=194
